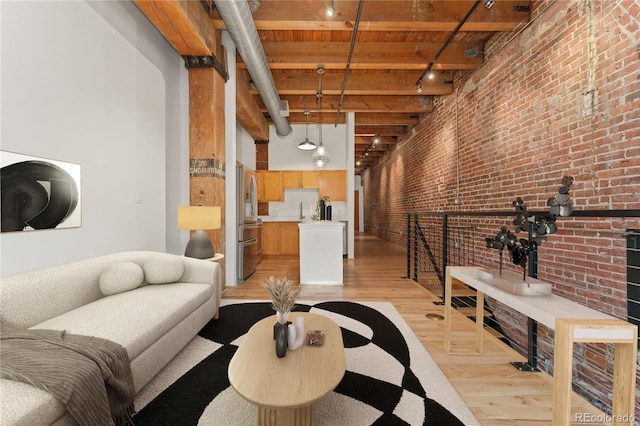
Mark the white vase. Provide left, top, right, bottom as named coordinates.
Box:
left=287, top=316, right=305, bottom=351
left=276, top=311, right=290, bottom=325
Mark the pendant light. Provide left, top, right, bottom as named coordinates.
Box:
left=298, top=110, right=316, bottom=150
left=312, top=65, right=330, bottom=169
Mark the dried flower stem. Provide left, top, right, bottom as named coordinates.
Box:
left=261, top=276, right=301, bottom=314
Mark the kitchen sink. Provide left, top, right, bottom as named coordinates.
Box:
left=477, top=269, right=552, bottom=296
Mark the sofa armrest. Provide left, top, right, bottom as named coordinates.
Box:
left=179, top=257, right=222, bottom=317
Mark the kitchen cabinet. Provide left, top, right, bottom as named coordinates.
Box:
left=255, top=170, right=283, bottom=202
left=319, top=170, right=347, bottom=201
left=281, top=170, right=320, bottom=189
left=262, top=222, right=280, bottom=255
left=262, top=222, right=300, bottom=255
left=257, top=169, right=346, bottom=202
left=280, top=222, right=300, bottom=254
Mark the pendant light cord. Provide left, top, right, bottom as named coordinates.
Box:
left=317, top=66, right=324, bottom=147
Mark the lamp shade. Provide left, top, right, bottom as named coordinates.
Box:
left=177, top=206, right=221, bottom=231
left=177, top=206, right=221, bottom=259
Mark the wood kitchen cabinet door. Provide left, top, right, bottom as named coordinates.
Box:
left=262, top=222, right=280, bottom=255
left=281, top=170, right=319, bottom=189
left=281, top=171, right=300, bottom=188
left=300, top=171, right=320, bottom=188
left=280, top=222, right=300, bottom=255
left=257, top=171, right=283, bottom=202
left=319, top=170, right=347, bottom=201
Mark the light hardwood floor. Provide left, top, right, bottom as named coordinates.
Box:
left=222, top=233, right=607, bottom=425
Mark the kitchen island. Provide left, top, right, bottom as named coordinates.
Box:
left=298, top=221, right=345, bottom=285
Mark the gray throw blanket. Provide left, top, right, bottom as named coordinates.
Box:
left=0, top=321, right=135, bottom=426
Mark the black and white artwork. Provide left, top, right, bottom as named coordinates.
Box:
left=1, top=151, right=81, bottom=232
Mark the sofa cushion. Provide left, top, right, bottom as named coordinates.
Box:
left=99, top=261, right=144, bottom=296
left=1, top=379, right=69, bottom=426
left=32, top=282, right=213, bottom=361
left=142, top=254, right=184, bottom=284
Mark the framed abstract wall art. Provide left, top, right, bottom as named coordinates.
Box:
left=1, top=151, right=81, bottom=232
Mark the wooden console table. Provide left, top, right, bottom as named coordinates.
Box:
left=444, top=266, right=637, bottom=426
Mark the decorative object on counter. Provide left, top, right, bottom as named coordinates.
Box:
left=318, top=195, right=331, bottom=221
left=306, top=330, right=324, bottom=346
left=275, top=323, right=288, bottom=357
left=485, top=176, right=574, bottom=281
left=261, top=276, right=301, bottom=357
left=287, top=316, right=305, bottom=351
left=177, top=205, right=221, bottom=259
left=484, top=226, right=517, bottom=274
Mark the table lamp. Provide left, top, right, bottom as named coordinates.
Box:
left=177, top=206, right=221, bottom=259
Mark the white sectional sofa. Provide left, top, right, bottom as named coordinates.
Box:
left=0, top=251, right=222, bottom=425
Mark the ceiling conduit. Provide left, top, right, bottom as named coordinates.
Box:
left=214, top=0, right=292, bottom=137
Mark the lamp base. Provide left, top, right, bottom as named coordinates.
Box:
left=184, top=230, right=215, bottom=259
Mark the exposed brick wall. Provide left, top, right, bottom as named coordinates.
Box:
left=363, top=0, right=639, bottom=417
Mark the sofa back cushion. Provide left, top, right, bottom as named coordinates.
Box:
left=0, top=251, right=187, bottom=328
left=142, top=254, right=185, bottom=284
left=99, top=262, right=144, bottom=296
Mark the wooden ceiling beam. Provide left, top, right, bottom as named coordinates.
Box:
left=236, top=71, right=270, bottom=140
left=259, top=95, right=432, bottom=113
left=273, top=111, right=345, bottom=124
left=210, top=1, right=530, bottom=32
left=241, top=42, right=483, bottom=70
left=134, top=0, right=219, bottom=56
left=257, top=71, right=452, bottom=96
left=355, top=113, right=419, bottom=125
left=276, top=112, right=418, bottom=125
left=355, top=136, right=397, bottom=145
left=355, top=125, right=408, bottom=137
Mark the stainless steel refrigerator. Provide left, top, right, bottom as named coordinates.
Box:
left=236, top=164, right=258, bottom=283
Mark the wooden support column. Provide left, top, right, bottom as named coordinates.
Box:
left=189, top=67, right=226, bottom=274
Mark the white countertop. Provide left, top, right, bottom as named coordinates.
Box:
left=258, top=216, right=302, bottom=222
left=298, top=221, right=345, bottom=227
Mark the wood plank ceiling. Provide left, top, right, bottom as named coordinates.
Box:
left=208, top=0, right=531, bottom=174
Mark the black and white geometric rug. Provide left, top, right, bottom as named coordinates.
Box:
left=133, top=300, right=479, bottom=426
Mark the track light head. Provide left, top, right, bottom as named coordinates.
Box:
left=327, top=1, right=335, bottom=17
left=483, top=0, right=494, bottom=9
left=416, top=81, right=423, bottom=93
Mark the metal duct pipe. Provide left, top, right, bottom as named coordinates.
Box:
left=214, top=0, right=292, bottom=137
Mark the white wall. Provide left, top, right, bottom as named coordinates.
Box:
left=0, top=1, right=187, bottom=275
left=268, top=123, right=348, bottom=170
left=237, top=123, right=256, bottom=170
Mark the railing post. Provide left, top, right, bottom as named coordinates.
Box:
left=442, top=215, right=449, bottom=302
left=405, top=213, right=411, bottom=279
left=413, top=213, right=418, bottom=281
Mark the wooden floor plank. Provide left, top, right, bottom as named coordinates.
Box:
left=222, top=233, right=607, bottom=425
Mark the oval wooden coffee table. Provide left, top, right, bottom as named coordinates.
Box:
left=228, top=312, right=346, bottom=426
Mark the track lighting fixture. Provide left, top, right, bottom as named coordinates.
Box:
left=298, top=110, right=317, bottom=150
left=415, top=0, right=482, bottom=90
left=416, top=81, right=422, bottom=93
left=483, top=0, right=494, bottom=9
left=327, top=0, right=335, bottom=16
